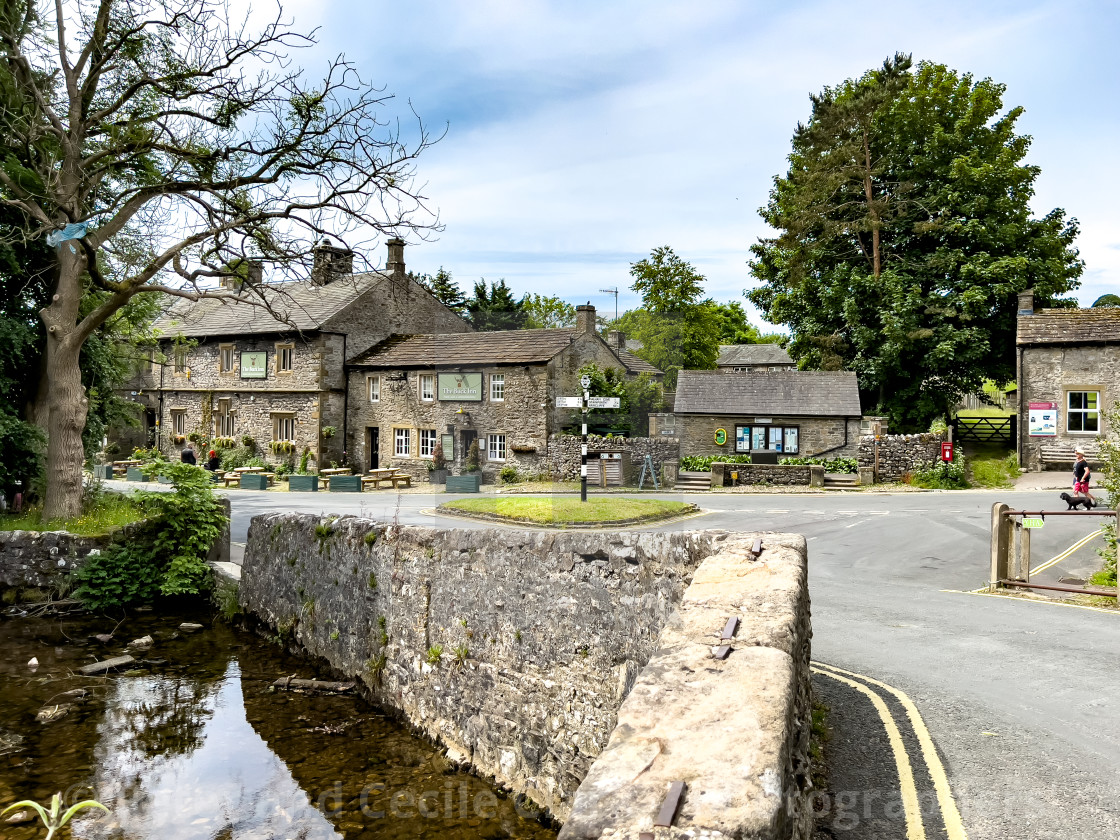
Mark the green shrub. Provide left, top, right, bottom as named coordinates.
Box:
left=499, top=465, right=519, bottom=484
left=75, top=463, right=227, bottom=609
left=219, top=446, right=267, bottom=471
left=779, top=456, right=859, bottom=474
left=907, top=452, right=969, bottom=489
left=299, top=448, right=312, bottom=474
left=465, top=440, right=481, bottom=472
left=679, top=454, right=751, bottom=472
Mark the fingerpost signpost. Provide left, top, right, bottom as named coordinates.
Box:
left=556, top=375, right=620, bottom=502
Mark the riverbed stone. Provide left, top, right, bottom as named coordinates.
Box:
left=79, top=655, right=136, bottom=675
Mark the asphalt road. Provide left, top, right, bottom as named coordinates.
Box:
left=219, top=485, right=1120, bottom=839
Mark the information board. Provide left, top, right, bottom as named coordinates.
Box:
left=240, top=351, right=267, bottom=379
left=441, top=434, right=454, bottom=461
left=438, top=372, right=482, bottom=401
left=1028, top=402, right=1058, bottom=436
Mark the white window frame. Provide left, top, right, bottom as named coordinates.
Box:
left=276, top=343, right=294, bottom=373
left=272, top=414, right=296, bottom=442
left=219, top=343, right=235, bottom=373
left=368, top=375, right=381, bottom=403
left=490, top=373, right=505, bottom=402
left=170, top=410, right=187, bottom=435
left=487, top=433, right=506, bottom=462
left=215, top=399, right=235, bottom=437
left=419, top=428, right=437, bottom=458
left=1066, top=390, right=1100, bottom=434
left=420, top=374, right=434, bottom=402
left=394, top=428, right=412, bottom=457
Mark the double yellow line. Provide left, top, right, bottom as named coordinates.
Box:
left=811, top=661, right=968, bottom=840
left=1029, top=528, right=1103, bottom=576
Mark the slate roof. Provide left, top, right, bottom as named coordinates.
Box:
left=351, top=329, right=582, bottom=367
left=151, top=275, right=382, bottom=337
left=674, top=370, right=861, bottom=417
left=1017, top=308, right=1120, bottom=346
left=716, top=344, right=794, bottom=367
left=616, top=348, right=662, bottom=375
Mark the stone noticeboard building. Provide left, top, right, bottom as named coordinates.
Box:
left=1016, top=290, right=1118, bottom=470
left=345, top=305, right=662, bottom=480
left=673, top=370, right=862, bottom=460
left=119, top=240, right=470, bottom=468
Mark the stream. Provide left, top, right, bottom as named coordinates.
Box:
left=0, top=606, right=557, bottom=840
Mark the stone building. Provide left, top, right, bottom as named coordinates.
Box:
left=345, top=305, right=662, bottom=480
left=1016, top=290, right=1119, bottom=469
left=715, top=343, right=795, bottom=371
left=672, top=370, right=862, bottom=459
left=119, top=240, right=471, bottom=467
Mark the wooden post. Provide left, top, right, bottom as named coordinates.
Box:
left=990, top=502, right=1010, bottom=590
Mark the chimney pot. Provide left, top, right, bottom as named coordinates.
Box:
left=386, top=237, right=406, bottom=277
left=1018, top=288, right=1035, bottom=315
left=608, top=329, right=626, bottom=350
left=575, top=304, right=596, bottom=334
left=246, top=260, right=263, bottom=285
left=312, top=240, right=354, bottom=286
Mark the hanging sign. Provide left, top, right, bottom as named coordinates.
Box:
left=1028, top=402, right=1057, bottom=436
left=714, top=428, right=727, bottom=446
left=1023, top=517, right=1045, bottom=529
left=240, top=351, right=267, bottom=379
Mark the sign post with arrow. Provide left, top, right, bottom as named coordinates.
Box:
left=555, top=376, right=621, bottom=502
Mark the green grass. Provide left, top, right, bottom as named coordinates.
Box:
left=440, top=496, right=692, bottom=524
left=965, top=445, right=1020, bottom=489
left=1, top=492, right=148, bottom=536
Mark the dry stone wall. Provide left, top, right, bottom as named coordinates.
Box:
left=546, top=435, right=681, bottom=481
left=858, top=433, right=945, bottom=482
left=0, top=529, right=120, bottom=591
left=711, top=462, right=824, bottom=487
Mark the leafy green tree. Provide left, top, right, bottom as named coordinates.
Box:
left=466, top=279, right=526, bottom=331
left=417, top=267, right=467, bottom=312
left=522, top=293, right=576, bottom=329
left=748, top=57, right=1082, bottom=430
left=1092, top=294, right=1120, bottom=308
left=0, top=0, right=437, bottom=518
left=711, top=301, right=783, bottom=345
left=567, top=363, right=664, bottom=436
left=625, top=247, right=721, bottom=388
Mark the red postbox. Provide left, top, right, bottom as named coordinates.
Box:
left=941, top=441, right=954, bottom=462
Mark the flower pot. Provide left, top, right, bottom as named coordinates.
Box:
left=289, top=474, right=318, bottom=492
left=329, top=475, right=362, bottom=493
left=446, top=474, right=481, bottom=493
left=429, top=469, right=448, bottom=484
left=93, top=465, right=115, bottom=481
left=126, top=467, right=145, bottom=482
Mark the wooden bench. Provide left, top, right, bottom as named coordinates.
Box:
left=1040, top=443, right=1100, bottom=467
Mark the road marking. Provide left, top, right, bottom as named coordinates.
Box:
left=811, top=666, right=927, bottom=840
left=844, top=519, right=868, bottom=528
left=1029, top=529, right=1103, bottom=576
left=813, top=662, right=969, bottom=840
left=942, top=589, right=1118, bottom=615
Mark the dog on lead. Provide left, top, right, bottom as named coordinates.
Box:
left=1059, top=492, right=1094, bottom=510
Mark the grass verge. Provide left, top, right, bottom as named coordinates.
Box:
left=1, top=492, right=148, bottom=536
left=440, top=496, right=693, bottom=524
left=965, top=444, right=1019, bottom=489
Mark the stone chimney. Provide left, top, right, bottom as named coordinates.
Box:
left=311, top=239, right=355, bottom=286
left=386, top=237, right=406, bottom=277
left=575, top=303, right=596, bottom=334
left=607, top=329, right=626, bottom=350
left=246, top=260, right=263, bottom=286
left=1018, top=288, right=1034, bottom=315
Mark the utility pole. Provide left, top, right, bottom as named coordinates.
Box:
left=600, top=287, right=618, bottom=323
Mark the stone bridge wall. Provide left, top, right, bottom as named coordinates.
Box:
left=238, top=516, right=812, bottom=837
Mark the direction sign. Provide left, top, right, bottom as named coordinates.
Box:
left=556, top=396, right=583, bottom=408
left=1023, top=517, right=1045, bottom=529
left=587, top=396, right=621, bottom=409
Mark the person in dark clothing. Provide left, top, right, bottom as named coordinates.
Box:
left=204, top=450, right=221, bottom=471
left=1072, top=449, right=1096, bottom=504
left=180, top=444, right=197, bottom=466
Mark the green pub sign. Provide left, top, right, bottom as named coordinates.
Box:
left=438, top=372, right=482, bottom=401
left=240, top=351, right=267, bottom=379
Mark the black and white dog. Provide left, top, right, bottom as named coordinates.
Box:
left=1059, top=492, right=1094, bottom=510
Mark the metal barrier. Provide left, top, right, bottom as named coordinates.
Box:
left=989, top=503, right=1118, bottom=597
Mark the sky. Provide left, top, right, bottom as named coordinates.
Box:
left=273, top=0, right=1119, bottom=325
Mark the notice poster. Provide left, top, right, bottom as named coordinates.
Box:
left=1028, top=402, right=1058, bottom=436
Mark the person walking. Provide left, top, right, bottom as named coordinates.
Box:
left=180, top=443, right=197, bottom=466
left=1072, top=449, right=1096, bottom=505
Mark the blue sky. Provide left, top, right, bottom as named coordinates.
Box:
left=282, top=0, right=1118, bottom=324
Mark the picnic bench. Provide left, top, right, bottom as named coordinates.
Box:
left=222, top=467, right=276, bottom=488
left=361, top=468, right=412, bottom=490
left=1040, top=443, right=1100, bottom=467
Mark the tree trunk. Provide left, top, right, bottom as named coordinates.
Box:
left=41, top=247, right=89, bottom=521
left=862, top=129, right=881, bottom=279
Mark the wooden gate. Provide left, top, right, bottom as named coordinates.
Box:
left=953, top=415, right=1016, bottom=444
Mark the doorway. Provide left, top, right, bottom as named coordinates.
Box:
left=460, top=430, right=477, bottom=465
left=366, top=427, right=379, bottom=470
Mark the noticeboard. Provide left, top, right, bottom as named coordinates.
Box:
left=441, top=434, right=454, bottom=461
left=438, top=372, right=482, bottom=401
left=240, top=351, right=267, bottom=379
left=1028, top=402, right=1057, bottom=436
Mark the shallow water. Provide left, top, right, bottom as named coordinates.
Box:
left=0, top=607, right=556, bottom=840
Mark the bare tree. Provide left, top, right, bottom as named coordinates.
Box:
left=0, top=0, right=439, bottom=517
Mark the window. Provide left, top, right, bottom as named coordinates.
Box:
left=149, top=349, right=158, bottom=373
left=490, top=374, right=505, bottom=401
left=173, top=347, right=186, bottom=373
left=394, top=428, right=411, bottom=457
left=488, top=433, right=506, bottom=461
left=215, top=400, right=235, bottom=437
left=277, top=344, right=294, bottom=373
left=368, top=376, right=380, bottom=403
left=272, top=414, right=296, bottom=442
left=219, top=344, right=235, bottom=373
left=420, top=374, right=434, bottom=402
left=419, top=429, right=437, bottom=458
left=735, top=424, right=799, bottom=454
left=170, top=410, right=187, bottom=435
left=1067, top=391, right=1100, bottom=433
